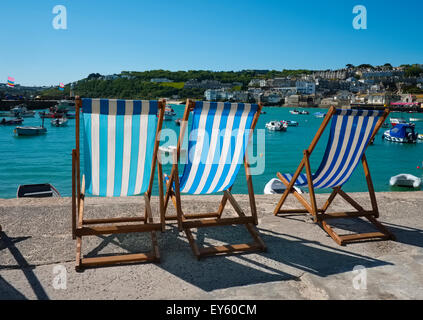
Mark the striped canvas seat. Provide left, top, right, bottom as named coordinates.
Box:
left=281, top=109, right=385, bottom=189
left=178, top=101, right=258, bottom=194
left=82, top=98, right=158, bottom=197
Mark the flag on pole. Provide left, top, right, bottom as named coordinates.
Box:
left=7, top=77, right=15, bottom=88
left=58, top=83, right=65, bottom=91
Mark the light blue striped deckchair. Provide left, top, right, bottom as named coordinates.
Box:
left=273, top=107, right=395, bottom=245
left=161, top=100, right=266, bottom=259
left=71, top=97, right=165, bottom=270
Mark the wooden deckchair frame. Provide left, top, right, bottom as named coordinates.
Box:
left=160, top=100, right=266, bottom=259
left=72, top=97, right=166, bottom=271
left=273, top=106, right=395, bottom=246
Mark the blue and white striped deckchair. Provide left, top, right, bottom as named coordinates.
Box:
left=273, top=107, right=395, bottom=245
left=161, top=100, right=266, bottom=259
left=71, top=97, right=166, bottom=270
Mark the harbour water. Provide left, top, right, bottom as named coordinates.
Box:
left=1, top=106, right=422, bottom=198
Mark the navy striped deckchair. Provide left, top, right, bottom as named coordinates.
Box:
left=273, top=107, right=395, bottom=245
left=71, top=97, right=165, bottom=270
left=160, top=100, right=266, bottom=259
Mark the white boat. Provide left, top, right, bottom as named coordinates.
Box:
left=409, top=117, right=423, bottom=122
left=0, top=105, right=35, bottom=118
left=289, top=110, right=300, bottom=115
left=15, top=126, right=47, bottom=136
left=418, top=134, right=423, bottom=141
left=15, top=118, right=47, bottom=136
left=51, top=117, right=68, bottom=127
left=298, top=110, right=309, bottom=115
left=264, top=178, right=304, bottom=195
left=265, top=121, right=287, bottom=131
left=389, top=174, right=422, bottom=189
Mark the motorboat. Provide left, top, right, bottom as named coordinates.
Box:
left=51, top=117, right=68, bottom=127
left=418, top=134, right=423, bottom=141
left=283, top=120, right=299, bottom=127
left=174, top=118, right=182, bottom=126
left=39, top=110, right=66, bottom=119
left=17, top=183, right=61, bottom=198
left=15, top=126, right=47, bottom=136
left=163, top=106, right=176, bottom=121
left=265, top=121, right=287, bottom=131
left=0, top=105, right=35, bottom=118
left=298, top=110, right=309, bottom=115
left=382, top=123, right=418, bottom=143
left=409, top=117, right=423, bottom=122
left=0, top=117, right=23, bottom=125
left=15, top=118, right=47, bottom=136
left=314, top=112, right=326, bottom=118
left=389, top=174, right=421, bottom=189
left=289, top=110, right=300, bottom=115
left=264, top=178, right=304, bottom=195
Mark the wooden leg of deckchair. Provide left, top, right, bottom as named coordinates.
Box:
left=172, top=163, right=184, bottom=232
left=273, top=158, right=306, bottom=215
left=157, top=158, right=166, bottom=232
left=320, top=189, right=395, bottom=245
left=224, top=191, right=266, bottom=251
left=304, top=150, right=318, bottom=222
left=181, top=191, right=266, bottom=259
left=275, top=173, right=314, bottom=214
left=362, top=155, right=379, bottom=218
left=144, top=193, right=160, bottom=262
left=163, top=173, right=173, bottom=214
left=185, top=228, right=201, bottom=260
left=75, top=236, right=82, bottom=271
left=320, top=187, right=341, bottom=213
left=216, top=187, right=231, bottom=219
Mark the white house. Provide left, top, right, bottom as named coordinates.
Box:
left=296, top=81, right=315, bottom=95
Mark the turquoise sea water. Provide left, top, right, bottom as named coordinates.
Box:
left=1, top=106, right=422, bottom=198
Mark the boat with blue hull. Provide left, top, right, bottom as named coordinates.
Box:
left=383, top=123, right=418, bottom=143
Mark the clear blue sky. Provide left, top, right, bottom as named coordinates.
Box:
left=0, top=0, right=422, bottom=86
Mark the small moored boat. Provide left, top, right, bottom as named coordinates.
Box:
left=51, top=117, right=68, bottom=127
left=314, top=112, right=326, bottom=118
left=265, top=121, right=287, bottom=131
left=17, top=183, right=61, bottom=198
left=15, top=118, right=47, bottom=136
left=1, top=118, right=23, bottom=125
left=389, top=174, right=422, bottom=189
left=383, top=123, right=417, bottom=143
left=283, top=120, right=299, bottom=127
left=264, top=178, right=304, bottom=195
